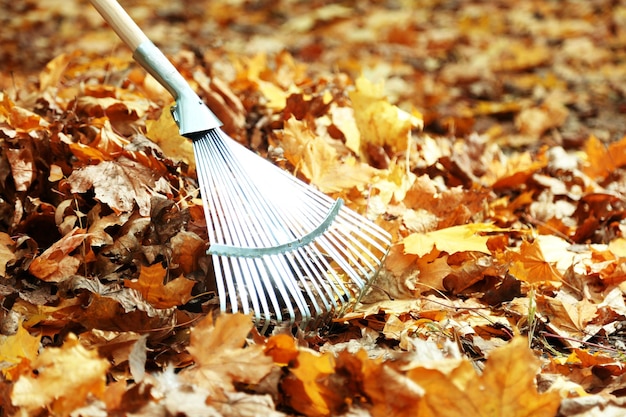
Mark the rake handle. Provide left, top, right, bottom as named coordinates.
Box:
left=89, top=0, right=224, bottom=134
left=89, top=0, right=149, bottom=51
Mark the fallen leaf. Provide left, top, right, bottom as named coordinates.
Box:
left=413, top=337, right=561, bottom=417
left=508, top=239, right=563, bottom=283
left=349, top=76, right=422, bottom=159
left=124, top=263, right=195, bottom=309
left=403, top=223, right=508, bottom=257
left=183, top=313, right=274, bottom=398
left=279, top=116, right=379, bottom=193
left=145, top=104, right=196, bottom=170
left=0, top=323, right=41, bottom=381
left=67, top=156, right=170, bottom=216
left=0, top=232, right=16, bottom=277
left=11, top=334, right=110, bottom=415
left=28, top=227, right=87, bottom=282
left=283, top=349, right=346, bottom=417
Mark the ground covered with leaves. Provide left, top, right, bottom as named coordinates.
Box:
left=2, top=0, right=626, bottom=416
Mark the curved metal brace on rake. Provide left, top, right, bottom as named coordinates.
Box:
left=207, top=199, right=344, bottom=257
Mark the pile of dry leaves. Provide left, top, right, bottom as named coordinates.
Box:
left=2, top=0, right=626, bottom=416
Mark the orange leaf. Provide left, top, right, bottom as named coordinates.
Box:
left=508, top=240, right=562, bottom=283
left=283, top=349, right=346, bottom=417
left=265, top=333, right=299, bottom=366
left=582, top=134, right=626, bottom=180
left=124, top=263, right=195, bottom=309
left=358, top=349, right=424, bottom=417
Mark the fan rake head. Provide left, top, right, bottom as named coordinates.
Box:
left=192, top=128, right=391, bottom=333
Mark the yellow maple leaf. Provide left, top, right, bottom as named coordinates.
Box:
left=145, top=105, right=195, bottom=170
left=279, top=117, right=379, bottom=193
left=11, top=334, right=110, bottom=415
left=412, top=337, right=561, bottom=417
left=403, top=223, right=508, bottom=257
left=349, top=76, right=422, bottom=156
left=0, top=323, right=41, bottom=381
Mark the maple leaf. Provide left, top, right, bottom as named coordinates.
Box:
left=362, top=359, right=425, bottom=417
left=349, top=76, right=422, bottom=158
left=67, top=156, right=170, bottom=216
left=145, top=105, right=196, bottom=170
left=536, top=293, right=598, bottom=343
left=508, top=239, right=563, bottom=283
left=124, top=263, right=195, bottom=309
left=11, top=334, right=110, bottom=415
left=412, top=337, right=561, bottom=417
left=279, top=116, right=379, bottom=193
left=582, top=134, right=626, bottom=181
left=283, top=349, right=347, bottom=417
left=403, top=223, right=508, bottom=257
left=0, top=323, right=41, bottom=381
left=182, top=313, right=274, bottom=398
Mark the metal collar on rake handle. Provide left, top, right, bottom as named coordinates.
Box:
left=89, top=0, right=392, bottom=333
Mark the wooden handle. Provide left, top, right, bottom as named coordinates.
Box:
left=89, top=0, right=149, bottom=50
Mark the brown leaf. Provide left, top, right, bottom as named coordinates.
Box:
left=169, top=231, right=205, bottom=275
left=5, top=145, right=35, bottom=192
left=67, top=156, right=170, bottom=216
left=0, top=232, right=16, bottom=277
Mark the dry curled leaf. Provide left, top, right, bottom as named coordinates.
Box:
left=67, top=156, right=170, bottom=216
left=28, top=227, right=88, bottom=282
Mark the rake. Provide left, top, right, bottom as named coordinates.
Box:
left=89, top=0, right=392, bottom=331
